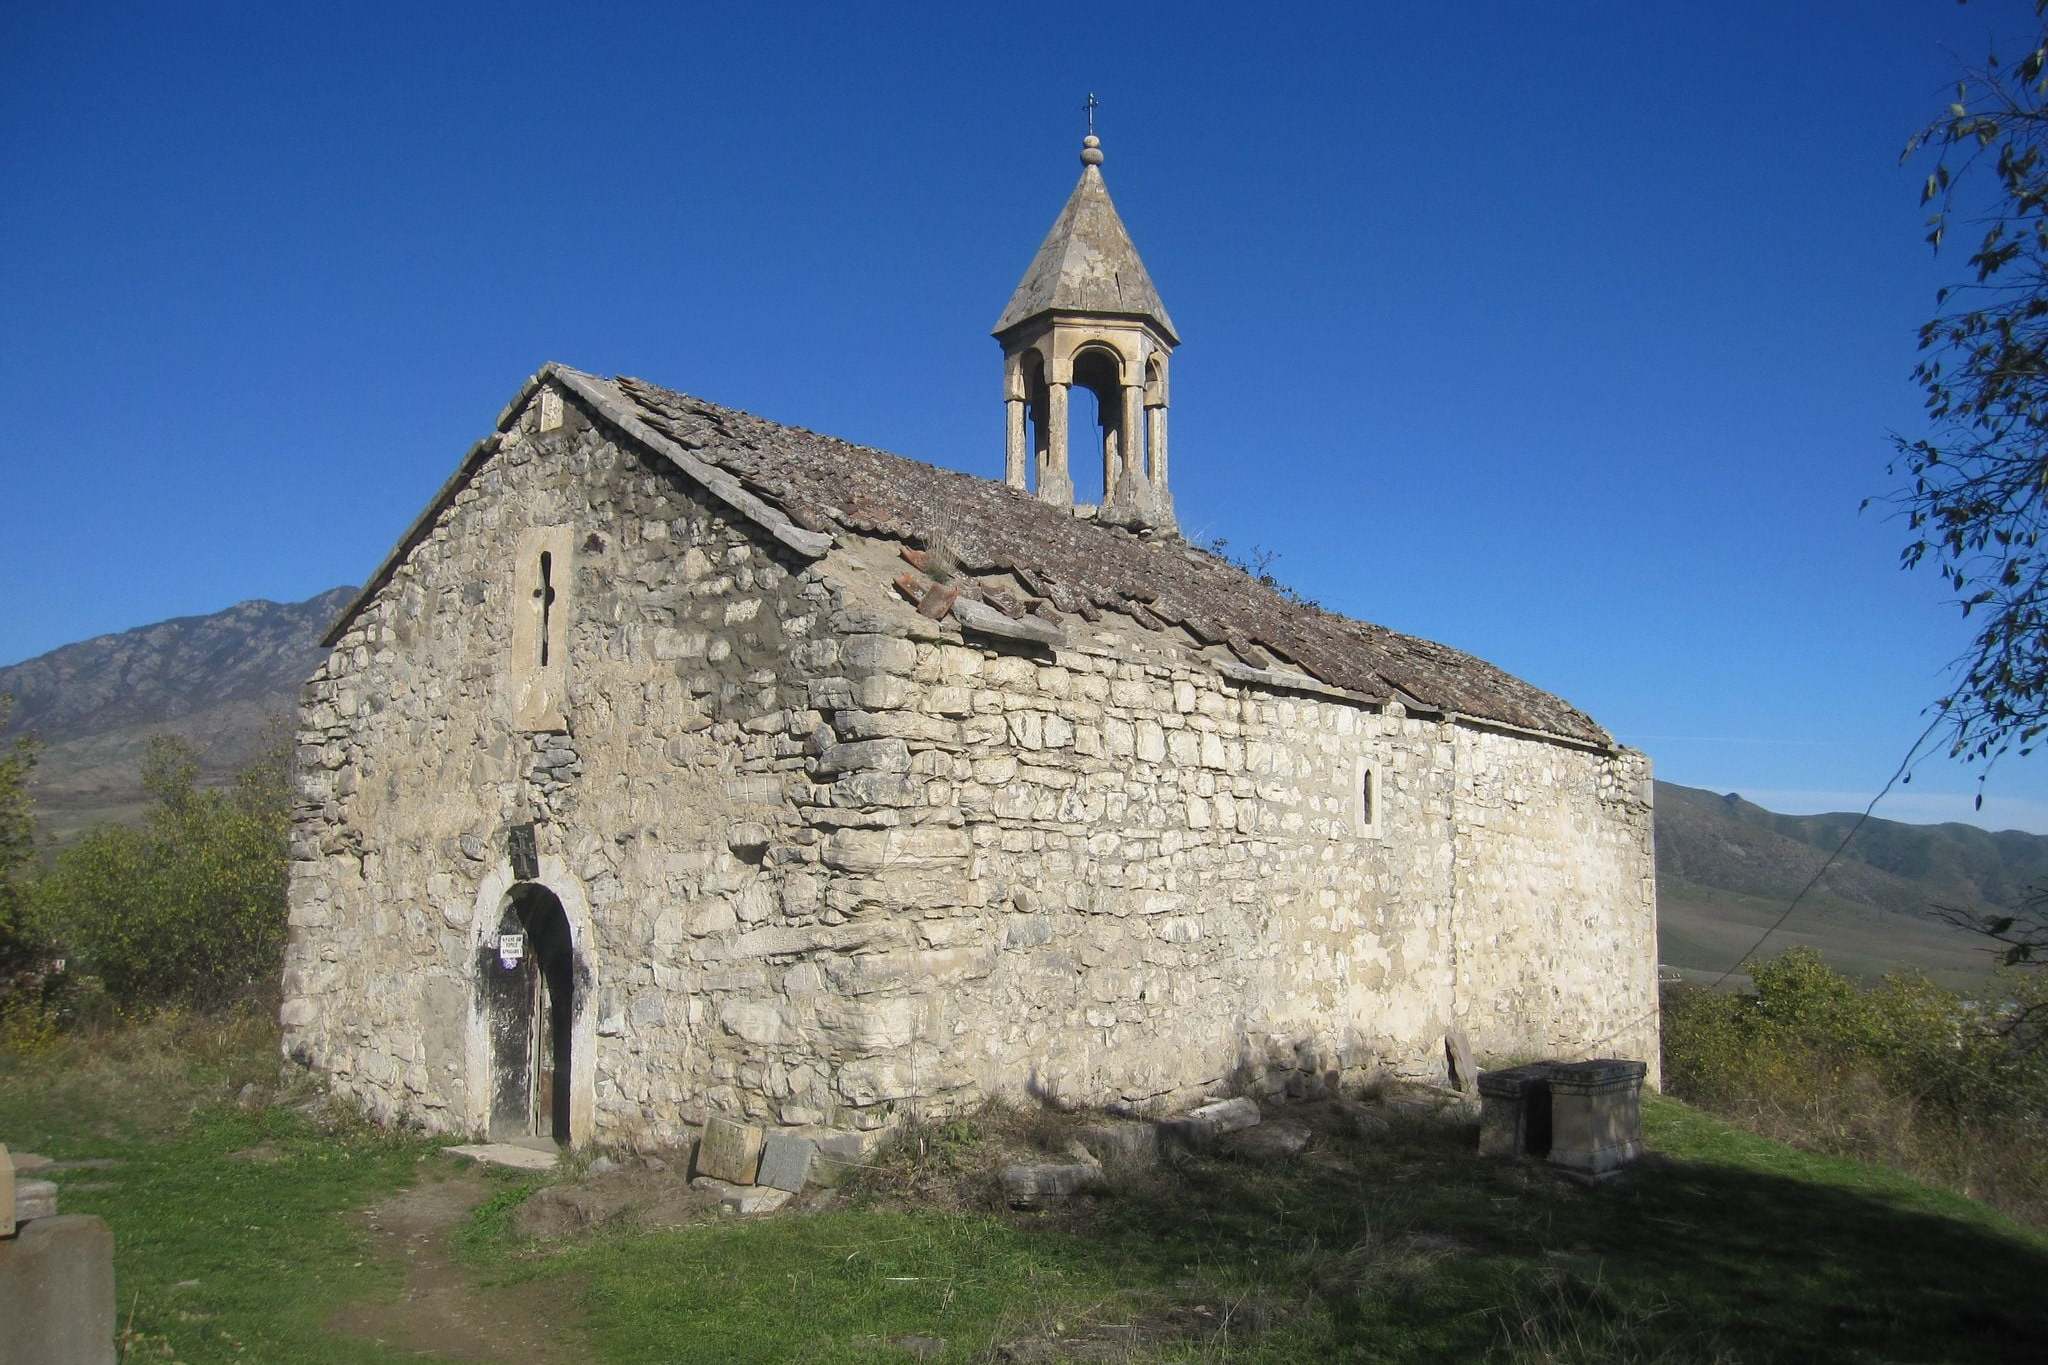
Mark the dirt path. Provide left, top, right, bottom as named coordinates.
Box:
left=326, top=1168, right=584, bottom=1363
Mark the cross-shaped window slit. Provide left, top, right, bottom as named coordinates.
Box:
left=534, top=551, right=555, bottom=668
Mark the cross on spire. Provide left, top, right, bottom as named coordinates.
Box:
left=1084, top=92, right=1098, bottom=136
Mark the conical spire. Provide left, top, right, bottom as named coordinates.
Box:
left=992, top=136, right=1178, bottom=342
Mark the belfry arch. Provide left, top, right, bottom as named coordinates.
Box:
left=1069, top=343, right=1130, bottom=507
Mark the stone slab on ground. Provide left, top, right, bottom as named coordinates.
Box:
left=0, top=1214, right=116, bottom=1365
left=13, top=1181, right=57, bottom=1224
left=1332, top=1099, right=1391, bottom=1139
left=1001, top=1161, right=1102, bottom=1208
left=444, top=1143, right=560, bottom=1172
left=690, top=1175, right=794, bottom=1215
left=696, top=1117, right=765, bottom=1185
left=725, top=1185, right=794, bottom=1215
left=757, top=1133, right=816, bottom=1192
left=802, top=1126, right=883, bottom=1186
left=1, top=1145, right=12, bottom=1238
left=514, top=1171, right=716, bottom=1239
left=1222, top=1120, right=1312, bottom=1161
left=3, top=1151, right=50, bottom=1175
left=1159, top=1096, right=1261, bottom=1151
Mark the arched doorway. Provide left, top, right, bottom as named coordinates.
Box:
left=483, top=883, right=575, bottom=1142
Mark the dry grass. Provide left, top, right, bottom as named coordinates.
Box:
left=0, top=1001, right=287, bottom=1142
left=846, top=1098, right=1106, bottom=1213
left=1686, top=1057, right=2048, bottom=1228
left=1486, top=1268, right=1738, bottom=1364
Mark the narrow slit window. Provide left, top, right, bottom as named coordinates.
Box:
left=1354, top=756, right=1383, bottom=839
left=535, top=552, right=555, bottom=668
left=513, top=525, right=572, bottom=733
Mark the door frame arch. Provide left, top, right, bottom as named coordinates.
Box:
left=464, top=854, right=597, bottom=1146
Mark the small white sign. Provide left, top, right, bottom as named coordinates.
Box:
left=497, top=932, right=526, bottom=968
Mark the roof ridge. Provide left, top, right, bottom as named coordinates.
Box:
left=325, top=364, right=1614, bottom=752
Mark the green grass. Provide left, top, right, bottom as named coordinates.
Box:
left=453, top=1095, right=2048, bottom=1363
left=8, top=1016, right=2048, bottom=1363
left=0, top=1011, right=438, bottom=1363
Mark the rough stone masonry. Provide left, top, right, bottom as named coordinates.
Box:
left=279, top=138, right=1657, bottom=1154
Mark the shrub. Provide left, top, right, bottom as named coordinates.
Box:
left=0, top=695, right=43, bottom=987
left=36, top=735, right=291, bottom=1007
left=1663, top=948, right=2048, bottom=1225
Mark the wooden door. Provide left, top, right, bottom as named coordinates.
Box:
left=486, top=918, right=537, bottom=1139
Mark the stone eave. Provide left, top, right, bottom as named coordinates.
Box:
left=990, top=307, right=1180, bottom=348
left=319, top=363, right=836, bottom=650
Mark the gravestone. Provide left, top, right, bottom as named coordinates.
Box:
left=1444, top=1028, right=1477, bottom=1096
left=756, top=1133, right=815, bottom=1192
left=697, top=1116, right=765, bottom=1185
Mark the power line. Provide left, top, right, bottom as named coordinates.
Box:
left=1700, top=711, right=1945, bottom=993
left=1571, top=712, right=1948, bottom=1059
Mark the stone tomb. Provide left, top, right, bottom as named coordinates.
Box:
left=1477, top=1059, right=1647, bottom=1180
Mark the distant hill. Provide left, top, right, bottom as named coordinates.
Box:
left=1653, top=781, right=2033, bottom=989
left=0, top=588, right=2029, bottom=986
left=0, top=588, right=353, bottom=839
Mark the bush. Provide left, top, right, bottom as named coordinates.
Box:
left=0, top=695, right=42, bottom=986
left=1663, top=948, right=2048, bottom=1224
left=35, top=735, right=291, bottom=1007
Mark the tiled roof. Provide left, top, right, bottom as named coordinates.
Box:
left=601, top=372, right=1609, bottom=746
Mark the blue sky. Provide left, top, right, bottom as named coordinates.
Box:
left=5, top=1, right=2045, bottom=830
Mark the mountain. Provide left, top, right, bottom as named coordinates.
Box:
left=0, top=589, right=354, bottom=839
left=1653, top=781, right=2035, bottom=989
left=0, top=589, right=2029, bottom=987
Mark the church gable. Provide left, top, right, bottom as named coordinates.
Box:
left=311, top=381, right=823, bottom=750
left=320, top=367, right=833, bottom=652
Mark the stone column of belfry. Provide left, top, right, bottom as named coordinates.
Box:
left=1121, top=381, right=1145, bottom=486
left=1102, top=403, right=1120, bottom=500
left=1148, top=397, right=1167, bottom=495
left=1042, top=381, right=1074, bottom=505
left=1004, top=394, right=1027, bottom=489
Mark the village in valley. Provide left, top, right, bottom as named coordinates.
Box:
left=5, top=7, right=2048, bottom=1363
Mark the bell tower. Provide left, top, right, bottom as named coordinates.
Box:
left=994, top=128, right=1178, bottom=533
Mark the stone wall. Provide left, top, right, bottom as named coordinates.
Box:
left=282, top=387, right=1658, bottom=1147
left=282, top=393, right=840, bottom=1144
left=794, top=612, right=1659, bottom=1117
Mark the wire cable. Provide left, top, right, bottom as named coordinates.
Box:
left=1699, top=710, right=1947, bottom=993
left=1569, top=711, right=1947, bottom=1059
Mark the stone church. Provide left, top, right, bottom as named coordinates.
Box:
left=280, top=135, right=1658, bottom=1150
